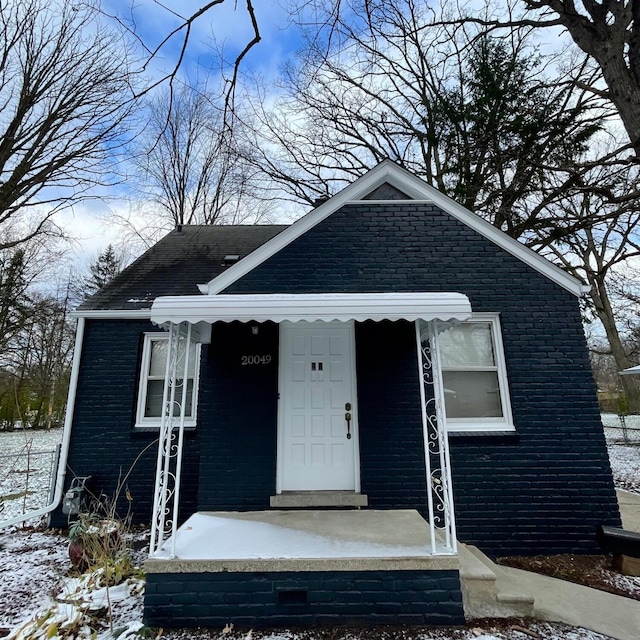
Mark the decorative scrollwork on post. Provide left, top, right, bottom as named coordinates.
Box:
left=150, top=322, right=193, bottom=557
left=417, top=320, right=458, bottom=553
left=419, top=337, right=447, bottom=529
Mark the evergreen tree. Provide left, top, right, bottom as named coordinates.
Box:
left=0, top=249, right=31, bottom=355
left=83, top=245, right=123, bottom=299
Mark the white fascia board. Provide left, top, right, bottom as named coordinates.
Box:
left=204, top=160, right=586, bottom=298
left=150, top=292, right=472, bottom=325
left=203, top=161, right=418, bottom=295
left=407, top=183, right=588, bottom=297
left=619, top=365, right=640, bottom=375
left=71, top=309, right=152, bottom=319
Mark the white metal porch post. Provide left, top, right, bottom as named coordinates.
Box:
left=149, top=321, right=193, bottom=556
left=415, top=319, right=458, bottom=554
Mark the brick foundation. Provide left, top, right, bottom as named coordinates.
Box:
left=143, top=569, right=464, bottom=628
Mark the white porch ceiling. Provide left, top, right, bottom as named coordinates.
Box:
left=150, top=292, right=472, bottom=325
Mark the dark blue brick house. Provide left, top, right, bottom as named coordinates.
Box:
left=60, top=161, right=620, bottom=627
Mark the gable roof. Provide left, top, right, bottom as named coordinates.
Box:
left=77, top=225, right=288, bottom=313
left=201, top=161, right=588, bottom=298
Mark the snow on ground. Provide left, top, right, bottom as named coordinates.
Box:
left=0, top=425, right=634, bottom=640
left=602, top=570, right=640, bottom=600
left=0, top=525, right=619, bottom=640
left=0, top=528, right=70, bottom=629
left=0, top=429, right=63, bottom=523
left=608, top=444, right=640, bottom=492
left=601, top=413, right=640, bottom=493
left=158, top=510, right=436, bottom=561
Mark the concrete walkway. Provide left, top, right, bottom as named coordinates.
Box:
left=617, top=489, right=640, bottom=532
left=484, top=489, right=640, bottom=640
left=496, top=561, right=640, bottom=640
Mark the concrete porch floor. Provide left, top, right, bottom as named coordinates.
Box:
left=145, top=509, right=459, bottom=574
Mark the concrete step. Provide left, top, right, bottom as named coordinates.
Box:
left=458, top=543, right=535, bottom=619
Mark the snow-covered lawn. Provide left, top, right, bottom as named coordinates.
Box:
left=0, top=526, right=145, bottom=640
left=0, top=424, right=636, bottom=640
left=0, top=520, right=615, bottom=640
left=608, top=444, right=640, bottom=492
left=601, top=413, right=640, bottom=493
left=0, top=429, right=63, bottom=523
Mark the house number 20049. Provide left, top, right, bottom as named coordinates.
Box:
left=241, top=355, right=272, bottom=365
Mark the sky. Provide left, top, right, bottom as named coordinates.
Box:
left=52, top=0, right=581, bottom=272
left=102, top=0, right=305, bottom=82
left=61, top=0, right=308, bottom=269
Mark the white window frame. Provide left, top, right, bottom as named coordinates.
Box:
left=435, top=313, right=515, bottom=433
left=135, top=332, right=201, bottom=429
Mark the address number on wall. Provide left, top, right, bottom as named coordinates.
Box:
left=241, top=355, right=272, bottom=365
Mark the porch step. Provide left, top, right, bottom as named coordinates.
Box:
left=270, top=491, right=368, bottom=508
left=459, top=544, right=535, bottom=619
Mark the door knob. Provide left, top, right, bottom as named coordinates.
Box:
left=345, top=411, right=352, bottom=439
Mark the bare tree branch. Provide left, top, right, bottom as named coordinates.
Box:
left=129, top=81, right=272, bottom=239
left=0, top=0, right=140, bottom=250
left=430, top=0, right=640, bottom=157
left=99, top=0, right=261, bottom=123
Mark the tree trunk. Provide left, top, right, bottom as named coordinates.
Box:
left=539, top=1, right=640, bottom=155
left=590, top=275, right=640, bottom=412
left=593, top=57, right=640, bottom=157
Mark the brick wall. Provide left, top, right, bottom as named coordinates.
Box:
left=52, top=319, right=201, bottom=527
left=197, top=321, right=278, bottom=511
left=223, top=201, right=621, bottom=555
left=144, top=569, right=464, bottom=627
left=59, top=200, right=621, bottom=556
left=356, top=320, right=429, bottom=511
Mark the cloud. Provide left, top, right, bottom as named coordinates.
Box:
left=102, top=0, right=303, bottom=83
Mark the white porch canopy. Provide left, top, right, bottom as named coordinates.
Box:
left=150, top=292, right=472, bottom=325
left=149, top=291, right=470, bottom=558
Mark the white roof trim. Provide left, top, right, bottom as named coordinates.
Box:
left=201, top=160, right=587, bottom=298
left=71, top=309, right=152, bottom=319
left=619, top=365, right=640, bottom=375
left=150, top=292, right=472, bottom=325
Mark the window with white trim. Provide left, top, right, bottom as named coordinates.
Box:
left=135, top=333, right=201, bottom=428
left=436, top=315, right=514, bottom=432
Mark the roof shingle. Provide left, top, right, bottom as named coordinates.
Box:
left=78, top=225, right=289, bottom=311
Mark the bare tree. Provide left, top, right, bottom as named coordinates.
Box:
left=0, top=241, right=72, bottom=429
left=132, top=82, right=271, bottom=232
left=0, top=236, right=55, bottom=356
left=394, top=0, right=640, bottom=160
left=242, top=0, right=611, bottom=241
left=26, top=290, right=74, bottom=430
left=538, top=161, right=640, bottom=411
left=589, top=345, right=620, bottom=399
left=511, top=0, right=640, bottom=157
left=0, top=0, right=139, bottom=250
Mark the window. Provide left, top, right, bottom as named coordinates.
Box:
left=436, top=315, right=514, bottom=432
left=136, top=333, right=201, bottom=429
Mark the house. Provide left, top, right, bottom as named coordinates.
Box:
left=56, top=161, right=621, bottom=627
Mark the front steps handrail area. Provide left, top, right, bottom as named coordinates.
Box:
left=458, top=543, right=535, bottom=619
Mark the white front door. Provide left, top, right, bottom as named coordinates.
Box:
left=277, top=321, right=359, bottom=492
